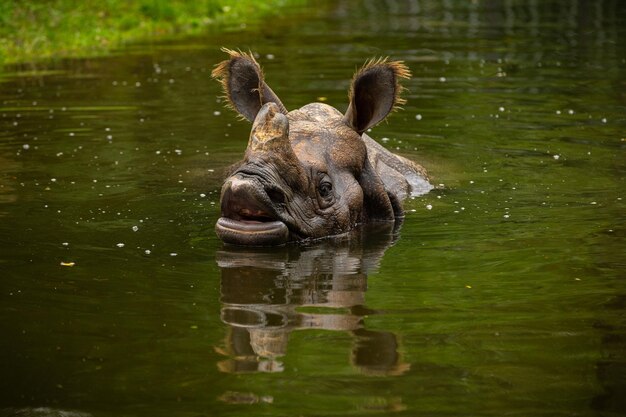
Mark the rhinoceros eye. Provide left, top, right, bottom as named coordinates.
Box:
left=316, top=173, right=334, bottom=209
left=318, top=181, right=333, bottom=198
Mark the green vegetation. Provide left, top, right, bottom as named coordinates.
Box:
left=0, top=0, right=306, bottom=65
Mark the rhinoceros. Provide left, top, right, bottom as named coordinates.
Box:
left=212, top=49, right=432, bottom=246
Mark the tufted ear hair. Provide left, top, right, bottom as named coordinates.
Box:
left=212, top=48, right=288, bottom=122
left=343, top=58, right=411, bottom=134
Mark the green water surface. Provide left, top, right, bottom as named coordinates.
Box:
left=0, top=1, right=624, bottom=416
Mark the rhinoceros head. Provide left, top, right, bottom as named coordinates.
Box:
left=212, top=49, right=410, bottom=245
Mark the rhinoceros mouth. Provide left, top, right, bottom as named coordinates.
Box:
left=215, top=176, right=290, bottom=246
left=216, top=217, right=289, bottom=246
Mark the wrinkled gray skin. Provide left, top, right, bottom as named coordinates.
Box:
left=212, top=51, right=432, bottom=246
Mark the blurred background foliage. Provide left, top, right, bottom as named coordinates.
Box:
left=0, top=0, right=305, bottom=65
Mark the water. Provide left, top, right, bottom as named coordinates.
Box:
left=1, top=1, right=624, bottom=416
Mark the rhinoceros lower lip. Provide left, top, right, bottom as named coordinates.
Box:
left=215, top=217, right=289, bottom=246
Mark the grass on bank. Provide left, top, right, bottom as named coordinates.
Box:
left=0, top=0, right=305, bottom=65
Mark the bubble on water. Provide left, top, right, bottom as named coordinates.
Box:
left=503, top=214, right=510, bottom=219
left=132, top=225, right=139, bottom=232
left=62, top=242, right=69, bottom=246
left=601, top=118, right=607, bottom=123
left=266, top=54, right=275, bottom=60
left=556, top=110, right=561, bottom=115
left=170, top=252, right=178, bottom=257
left=381, top=137, right=390, bottom=143
left=145, top=249, right=151, bottom=255
left=200, top=193, right=206, bottom=198
left=426, top=204, right=433, bottom=210
left=415, top=114, right=422, bottom=120
left=591, top=201, right=597, bottom=205
left=213, top=110, right=221, bottom=116
left=175, top=149, right=182, bottom=155
left=116, top=243, right=125, bottom=248
left=155, top=150, right=161, bottom=155
left=135, top=82, right=141, bottom=87
left=499, top=107, right=505, bottom=112
left=106, top=135, right=113, bottom=140
left=568, top=109, right=574, bottom=115
left=439, top=76, right=446, bottom=82
left=553, top=154, right=560, bottom=160
left=23, top=144, right=30, bottom=150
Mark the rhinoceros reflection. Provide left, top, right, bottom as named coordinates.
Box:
left=215, top=224, right=410, bottom=376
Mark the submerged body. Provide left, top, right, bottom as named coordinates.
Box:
left=212, top=50, right=432, bottom=245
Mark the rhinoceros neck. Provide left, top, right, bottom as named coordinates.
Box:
left=362, top=133, right=433, bottom=200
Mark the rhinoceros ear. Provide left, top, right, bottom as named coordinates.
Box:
left=212, top=48, right=288, bottom=122
left=343, top=58, right=411, bottom=134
